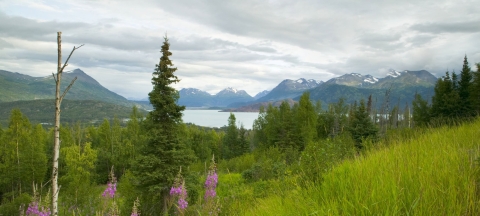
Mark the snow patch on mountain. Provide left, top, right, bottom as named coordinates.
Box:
left=224, top=87, right=238, bottom=93
left=387, top=69, right=405, bottom=78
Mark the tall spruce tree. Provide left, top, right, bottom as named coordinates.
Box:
left=223, top=113, right=239, bottom=159
left=295, top=92, right=317, bottom=150
left=458, top=55, right=474, bottom=117
left=431, top=71, right=461, bottom=119
left=238, top=124, right=250, bottom=156
left=348, top=99, right=377, bottom=150
left=134, top=36, right=195, bottom=213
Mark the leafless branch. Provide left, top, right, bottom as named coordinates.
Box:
left=52, top=72, right=57, bottom=83
left=59, top=44, right=84, bottom=74
left=60, top=77, right=77, bottom=103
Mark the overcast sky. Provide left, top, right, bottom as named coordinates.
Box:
left=1, top=0, right=479, bottom=99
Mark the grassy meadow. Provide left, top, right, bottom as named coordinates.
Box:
left=210, top=119, right=480, bottom=215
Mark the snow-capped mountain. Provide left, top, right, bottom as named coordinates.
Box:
left=387, top=69, right=405, bottom=78
left=216, top=87, right=251, bottom=97
left=324, top=73, right=379, bottom=87
left=372, top=69, right=438, bottom=89
left=255, top=78, right=323, bottom=102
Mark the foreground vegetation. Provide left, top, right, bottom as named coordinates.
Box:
left=1, top=35, right=479, bottom=215
left=220, top=119, right=480, bottom=215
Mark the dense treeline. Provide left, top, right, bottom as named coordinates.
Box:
left=413, top=56, right=480, bottom=125
left=0, top=35, right=478, bottom=215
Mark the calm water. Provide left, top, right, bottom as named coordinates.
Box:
left=182, top=110, right=259, bottom=129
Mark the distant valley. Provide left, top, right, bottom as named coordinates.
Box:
left=0, top=68, right=438, bottom=124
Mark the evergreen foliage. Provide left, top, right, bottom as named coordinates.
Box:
left=348, top=99, right=378, bottom=149
left=133, top=36, right=195, bottom=213
left=431, top=71, right=461, bottom=119
left=222, top=113, right=239, bottom=159
left=458, top=55, right=474, bottom=117
left=412, top=93, right=431, bottom=127
left=295, top=92, right=317, bottom=150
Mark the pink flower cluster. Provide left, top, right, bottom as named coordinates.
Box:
left=26, top=201, right=51, bottom=216
left=170, top=185, right=188, bottom=210
left=204, top=172, right=218, bottom=199
left=102, top=182, right=117, bottom=198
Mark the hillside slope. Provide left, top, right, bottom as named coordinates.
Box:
left=248, top=119, right=480, bottom=215
left=0, top=69, right=136, bottom=107
left=0, top=99, right=148, bottom=125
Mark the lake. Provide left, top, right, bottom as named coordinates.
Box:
left=182, top=110, right=260, bottom=129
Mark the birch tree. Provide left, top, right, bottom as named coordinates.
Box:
left=51, top=32, right=83, bottom=215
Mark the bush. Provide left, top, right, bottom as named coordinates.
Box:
left=300, top=134, right=356, bottom=183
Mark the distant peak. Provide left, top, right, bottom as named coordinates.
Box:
left=350, top=73, right=363, bottom=77
left=224, top=87, right=238, bottom=93
left=66, top=68, right=85, bottom=74
left=387, top=69, right=405, bottom=78
left=295, top=78, right=307, bottom=83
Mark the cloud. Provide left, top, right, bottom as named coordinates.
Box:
left=411, top=21, right=480, bottom=34
left=1, top=0, right=480, bottom=99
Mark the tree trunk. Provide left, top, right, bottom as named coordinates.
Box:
left=51, top=32, right=82, bottom=215
left=51, top=31, right=62, bottom=216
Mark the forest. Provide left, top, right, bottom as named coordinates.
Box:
left=1, top=37, right=480, bottom=215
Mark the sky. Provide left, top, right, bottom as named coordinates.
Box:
left=1, top=0, right=479, bottom=100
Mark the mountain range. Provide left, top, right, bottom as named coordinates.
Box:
left=178, top=69, right=438, bottom=109
left=0, top=68, right=438, bottom=123
left=178, top=87, right=254, bottom=107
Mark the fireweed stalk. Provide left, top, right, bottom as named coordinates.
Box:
left=203, top=155, right=220, bottom=215
left=26, top=201, right=51, bottom=216
left=100, top=167, right=119, bottom=215
left=25, top=184, right=51, bottom=216
left=170, top=168, right=188, bottom=214
left=130, top=197, right=141, bottom=216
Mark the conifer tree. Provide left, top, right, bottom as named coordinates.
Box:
left=431, top=71, right=461, bottom=119
left=295, top=92, right=317, bottom=150
left=348, top=99, right=377, bottom=150
left=252, top=106, right=268, bottom=149
left=134, top=36, right=195, bottom=213
left=458, top=55, right=474, bottom=117
left=238, top=124, right=250, bottom=155
left=276, top=101, right=298, bottom=151
left=223, top=113, right=239, bottom=159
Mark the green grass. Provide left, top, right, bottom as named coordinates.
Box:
left=223, top=119, right=480, bottom=215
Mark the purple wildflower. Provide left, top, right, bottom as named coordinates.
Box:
left=102, top=182, right=117, bottom=198
left=177, top=183, right=188, bottom=210
left=103, top=166, right=117, bottom=198
left=204, top=156, right=218, bottom=200
left=202, top=155, right=220, bottom=215
left=170, top=168, right=188, bottom=212
left=26, top=201, right=51, bottom=216
left=178, top=197, right=188, bottom=210
left=169, top=186, right=182, bottom=196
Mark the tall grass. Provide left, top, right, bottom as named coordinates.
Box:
left=244, top=119, right=480, bottom=215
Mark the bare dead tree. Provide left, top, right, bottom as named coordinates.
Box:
left=51, top=32, right=83, bottom=216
